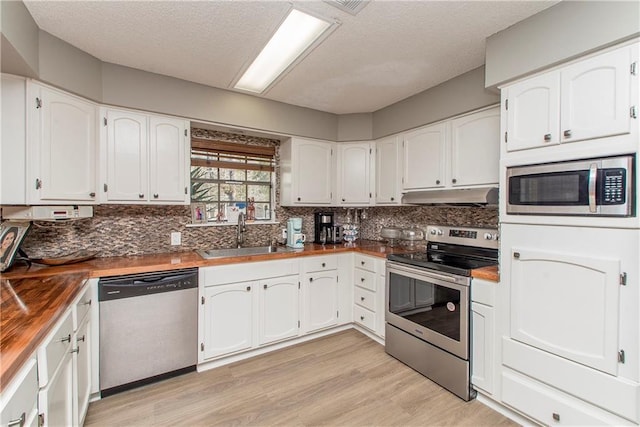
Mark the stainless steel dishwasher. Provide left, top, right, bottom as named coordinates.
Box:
left=99, top=268, right=198, bottom=397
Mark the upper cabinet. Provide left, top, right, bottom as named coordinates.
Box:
left=336, top=141, right=373, bottom=206
left=1, top=75, right=27, bottom=205
left=402, top=107, right=500, bottom=192
left=100, top=107, right=190, bottom=204
left=28, top=82, right=98, bottom=204
left=375, top=136, right=402, bottom=205
left=280, top=137, right=334, bottom=206
left=504, top=43, right=637, bottom=153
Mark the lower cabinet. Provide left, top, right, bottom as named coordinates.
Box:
left=258, top=276, right=300, bottom=346
left=470, top=278, right=496, bottom=396
left=302, top=271, right=338, bottom=333
left=352, top=254, right=385, bottom=338
left=38, top=351, right=74, bottom=427
left=0, top=357, right=39, bottom=427
left=73, top=315, right=92, bottom=426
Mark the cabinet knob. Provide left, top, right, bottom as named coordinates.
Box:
left=139, top=193, right=144, bottom=199
left=391, top=197, right=394, bottom=201
left=322, top=263, right=326, bottom=267
left=153, top=193, right=159, bottom=199
left=263, top=284, right=267, bottom=289
left=309, top=277, right=313, bottom=282
left=552, top=413, right=560, bottom=422
left=246, top=286, right=251, bottom=291
left=77, top=335, right=86, bottom=343
left=361, top=261, right=365, bottom=266
left=297, top=197, right=301, bottom=201
left=361, top=277, right=365, bottom=282
left=83, top=299, right=92, bottom=306
left=7, top=412, right=25, bottom=427
left=360, top=296, right=365, bottom=301
left=342, top=198, right=345, bottom=202
left=544, top=133, right=552, bottom=142
left=89, top=192, right=96, bottom=197
left=360, top=315, right=365, bottom=321
left=35, top=178, right=42, bottom=189
left=60, top=334, right=71, bottom=343
left=563, top=129, right=572, bottom=138
left=71, top=348, right=80, bottom=354
left=451, top=178, right=457, bottom=184
left=436, top=180, right=440, bottom=185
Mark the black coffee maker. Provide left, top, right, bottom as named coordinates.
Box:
left=314, top=212, right=341, bottom=244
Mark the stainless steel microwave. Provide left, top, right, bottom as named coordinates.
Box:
left=506, top=154, right=634, bottom=216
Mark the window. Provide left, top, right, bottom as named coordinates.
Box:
left=191, top=138, right=275, bottom=223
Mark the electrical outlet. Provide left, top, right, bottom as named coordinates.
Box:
left=171, top=232, right=181, bottom=246
left=281, top=228, right=287, bottom=239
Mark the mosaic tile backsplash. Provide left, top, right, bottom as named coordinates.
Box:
left=15, top=128, right=498, bottom=259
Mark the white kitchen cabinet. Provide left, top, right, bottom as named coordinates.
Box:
left=375, top=136, right=402, bottom=205
left=471, top=278, right=496, bottom=396
left=302, top=255, right=339, bottom=333
left=28, top=82, right=98, bottom=204
left=353, top=254, right=385, bottom=337
left=402, top=122, right=447, bottom=190
left=280, top=137, right=334, bottom=206
left=449, top=108, right=500, bottom=187
left=504, top=42, right=635, bottom=153
left=101, top=107, right=189, bottom=204
left=0, top=357, right=39, bottom=427
left=201, top=282, right=254, bottom=359
left=72, top=283, right=92, bottom=427
left=336, top=141, right=373, bottom=206
left=1, top=74, right=27, bottom=205
left=258, top=275, right=300, bottom=346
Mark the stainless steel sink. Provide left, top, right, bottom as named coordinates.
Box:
left=197, top=245, right=298, bottom=259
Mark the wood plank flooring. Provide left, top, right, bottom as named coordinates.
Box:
left=85, top=330, right=518, bottom=426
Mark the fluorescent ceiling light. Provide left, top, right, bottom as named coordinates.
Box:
left=234, top=9, right=333, bottom=93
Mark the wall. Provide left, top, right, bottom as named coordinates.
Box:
left=485, top=1, right=640, bottom=88
left=0, top=1, right=39, bottom=77
left=337, top=113, right=373, bottom=141
left=372, top=66, right=499, bottom=138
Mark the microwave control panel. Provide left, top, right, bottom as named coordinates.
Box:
left=600, top=169, right=626, bottom=204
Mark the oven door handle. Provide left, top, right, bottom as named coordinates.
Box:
left=386, top=262, right=469, bottom=286
left=588, top=163, right=597, bottom=213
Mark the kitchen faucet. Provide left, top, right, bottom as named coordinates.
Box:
left=236, top=212, right=246, bottom=248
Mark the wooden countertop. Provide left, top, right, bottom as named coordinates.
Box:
left=0, top=240, right=497, bottom=392
left=0, top=272, right=88, bottom=391
left=471, top=265, right=499, bottom=282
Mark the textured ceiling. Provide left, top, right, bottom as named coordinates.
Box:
left=24, top=0, right=558, bottom=114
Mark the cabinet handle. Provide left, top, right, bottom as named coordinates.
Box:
left=360, top=296, right=365, bottom=301
left=563, top=129, right=572, bottom=138
left=83, top=299, right=92, bottom=306
left=90, top=192, right=96, bottom=197
left=342, top=198, right=345, bottom=202
left=246, top=286, right=251, bottom=291
left=35, top=178, right=42, bottom=189
left=153, top=193, right=159, bottom=199
left=552, top=413, right=560, bottom=422
left=104, top=183, right=108, bottom=192
left=361, top=261, right=365, bottom=266
left=35, top=97, right=42, bottom=109
left=60, top=334, right=71, bottom=343
left=139, top=193, right=144, bottom=199
left=322, top=263, right=326, bottom=268
left=360, top=315, right=365, bottom=321
left=391, top=197, right=394, bottom=201
left=7, top=412, right=25, bottom=427
left=263, top=284, right=267, bottom=289
left=436, top=180, right=440, bottom=185
left=71, top=348, right=80, bottom=354
left=451, top=178, right=457, bottom=184
left=297, top=197, right=301, bottom=201
left=77, top=335, right=86, bottom=343
left=309, top=277, right=313, bottom=282
left=543, top=133, right=552, bottom=142
left=513, top=252, right=520, bottom=259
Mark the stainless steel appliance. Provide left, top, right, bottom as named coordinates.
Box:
left=99, top=268, right=198, bottom=397
left=314, top=211, right=342, bottom=244
left=385, top=225, right=499, bottom=401
left=506, top=154, right=634, bottom=216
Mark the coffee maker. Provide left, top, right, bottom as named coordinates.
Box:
left=286, top=218, right=305, bottom=249
left=314, top=212, right=342, bottom=244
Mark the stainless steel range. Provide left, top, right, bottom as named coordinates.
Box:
left=385, top=225, right=499, bottom=401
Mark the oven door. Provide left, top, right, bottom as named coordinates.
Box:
left=386, top=261, right=469, bottom=360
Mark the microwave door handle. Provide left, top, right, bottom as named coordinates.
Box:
left=588, top=163, right=597, bottom=213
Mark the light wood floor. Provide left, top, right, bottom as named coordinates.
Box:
left=85, top=330, right=518, bottom=426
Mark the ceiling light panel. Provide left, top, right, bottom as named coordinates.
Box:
left=234, top=9, right=334, bottom=94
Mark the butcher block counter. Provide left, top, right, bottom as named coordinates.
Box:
left=0, top=240, right=498, bottom=391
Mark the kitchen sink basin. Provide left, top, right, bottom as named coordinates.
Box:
left=197, top=245, right=298, bottom=259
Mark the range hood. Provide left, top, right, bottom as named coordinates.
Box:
left=1, top=205, right=93, bottom=221
left=401, top=187, right=498, bottom=206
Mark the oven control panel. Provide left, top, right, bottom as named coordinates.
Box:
left=427, top=225, right=499, bottom=249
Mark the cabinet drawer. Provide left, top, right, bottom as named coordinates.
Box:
left=0, top=357, right=38, bottom=427
left=354, top=305, right=376, bottom=332
left=302, top=255, right=337, bottom=273
left=73, top=282, right=91, bottom=330
left=354, top=286, right=376, bottom=312
left=354, top=268, right=376, bottom=292
left=354, top=254, right=378, bottom=273
left=471, top=278, right=495, bottom=306
left=502, top=370, right=633, bottom=426
left=37, top=311, right=73, bottom=388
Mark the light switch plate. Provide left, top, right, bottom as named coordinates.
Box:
left=171, top=232, right=181, bottom=246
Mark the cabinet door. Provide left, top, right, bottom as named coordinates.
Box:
left=510, top=248, right=620, bottom=375
left=73, top=317, right=91, bottom=427
left=258, top=276, right=299, bottom=346
left=105, top=109, right=148, bottom=201
left=336, top=142, right=372, bottom=205
left=202, top=283, right=254, bottom=359
left=375, top=136, right=401, bottom=204
left=450, top=108, right=500, bottom=187
left=402, top=123, right=446, bottom=190
left=31, top=85, right=97, bottom=203
left=561, top=45, right=632, bottom=143
left=1, top=75, right=27, bottom=205
left=149, top=116, right=188, bottom=203
left=303, top=273, right=338, bottom=333
left=505, top=72, right=560, bottom=152
left=471, top=302, right=494, bottom=394
left=293, top=139, right=333, bottom=204
left=38, top=351, right=73, bottom=427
